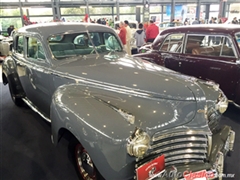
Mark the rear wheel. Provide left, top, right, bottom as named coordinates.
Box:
left=8, top=81, right=24, bottom=106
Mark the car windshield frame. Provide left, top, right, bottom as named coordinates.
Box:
left=48, top=31, right=123, bottom=60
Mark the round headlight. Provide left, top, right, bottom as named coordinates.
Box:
left=216, top=93, right=228, bottom=114
left=127, top=128, right=150, bottom=158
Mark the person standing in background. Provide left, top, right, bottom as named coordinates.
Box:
left=209, top=17, right=214, bottom=24
left=192, top=18, right=200, bottom=25
left=118, top=21, right=127, bottom=52
left=124, top=20, right=132, bottom=55
left=134, top=23, right=146, bottom=51
left=146, top=20, right=159, bottom=43
left=232, top=17, right=238, bottom=24
left=218, top=18, right=223, bottom=24
left=7, top=25, right=14, bottom=36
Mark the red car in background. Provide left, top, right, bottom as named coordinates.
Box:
left=134, top=24, right=240, bottom=106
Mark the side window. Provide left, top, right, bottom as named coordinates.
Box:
left=188, top=34, right=235, bottom=57
left=27, top=37, right=46, bottom=60
left=160, top=33, right=184, bottom=53
left=104, top=32, right=121, bottom=51
left=235, top=33, right=240, bottom=49
left=185, top=35, right=203, bottom=54
left=16, top=36, right=24, bottom=55
left=220, top=37, right=235, bottom=57
left=89, top=32, right=101, bottom=46
left=73, top=33, right=93, bottom=47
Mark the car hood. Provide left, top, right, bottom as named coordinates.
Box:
left=53, top=53, right=210, bottom=134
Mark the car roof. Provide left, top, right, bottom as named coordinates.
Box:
left=16, top=22, right=115, bottom=39
left=160, top=24, right=240, bottom=36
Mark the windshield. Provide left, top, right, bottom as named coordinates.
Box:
left=48, top=32, right=122, bottom=60
left=235, top=32, right=240, bottom=49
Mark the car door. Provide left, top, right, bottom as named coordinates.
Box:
left=14, top=35, right=51, bottom=116
left=160, top=33, right=185, bottom=72
left=177, top=34, right=240, bottom=100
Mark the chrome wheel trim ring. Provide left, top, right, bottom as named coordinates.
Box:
left=75, top=144, right=96, bottom=180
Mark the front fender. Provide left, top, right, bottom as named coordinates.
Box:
left=50, top=84, right=136, bottom=180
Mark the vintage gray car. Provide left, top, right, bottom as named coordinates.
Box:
left=2, top=22, right=235, bottom=180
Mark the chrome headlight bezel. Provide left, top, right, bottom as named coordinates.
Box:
left=127, top=128, right=150, bottom=158
left=215, top=92, right=228, bottom=114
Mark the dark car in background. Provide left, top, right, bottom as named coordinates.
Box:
left=2, top=22, right=235, bottom=180
left=134, top=24, right=240, bottom=107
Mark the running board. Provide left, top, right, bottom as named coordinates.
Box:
left=22, top=98, right=51, bottom=123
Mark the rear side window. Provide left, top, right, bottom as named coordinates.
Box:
left=15, top=35, right=24, bottom=55
left=27, top=37, right=46, bottom=60
left=160, top=33, right=184, bottom=53
left=186, top=34, right=235, bottom=57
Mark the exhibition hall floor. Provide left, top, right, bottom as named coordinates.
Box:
left=0, top=64, right=239, bottom=180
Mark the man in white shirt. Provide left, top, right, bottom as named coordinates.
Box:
left=124, top=20, right=132, bottom=55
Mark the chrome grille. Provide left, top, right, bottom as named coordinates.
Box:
left=148, top=131, right=209, bottom=166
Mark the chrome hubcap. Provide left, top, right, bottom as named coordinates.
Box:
left=75, top=144, right=96, bottom=180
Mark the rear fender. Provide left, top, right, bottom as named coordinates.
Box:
left=2, top=57, right=25, bottom=98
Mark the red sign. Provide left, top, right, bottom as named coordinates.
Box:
left=136, top=155, right=165, bottom=180
left=183, top=169, right=215, bottom=180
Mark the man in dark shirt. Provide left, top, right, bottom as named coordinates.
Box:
left=232, top=17, right=238, bottom=24
left=7, top=25, right=14, bottom=36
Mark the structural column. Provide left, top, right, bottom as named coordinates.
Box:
left=171, top=0, right=175, bottom=21
left=218, top=0, right=229, bottom=18
left=136, top=7, right=141, bottom=23
left=225, top=3, right=230, bottom=18
left=143, top=0, right=150, bottom=22
left=205, top=4, right=210, bottom=21
left=116, top=0, right=120, bottom=21
left=85, top=0, right=90, bottom=17
left=51, top=0, right=61, bottom=21
left=161, top=5, right=164, bottom=23
left=196, top=0, right=201, bottom=20
left=18, top=0, right=24, bottom=26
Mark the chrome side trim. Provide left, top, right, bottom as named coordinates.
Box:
left=22, top=98, right=51, bottom=123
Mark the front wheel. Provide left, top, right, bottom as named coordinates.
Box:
left=69, top=138, right=104, bottom=180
